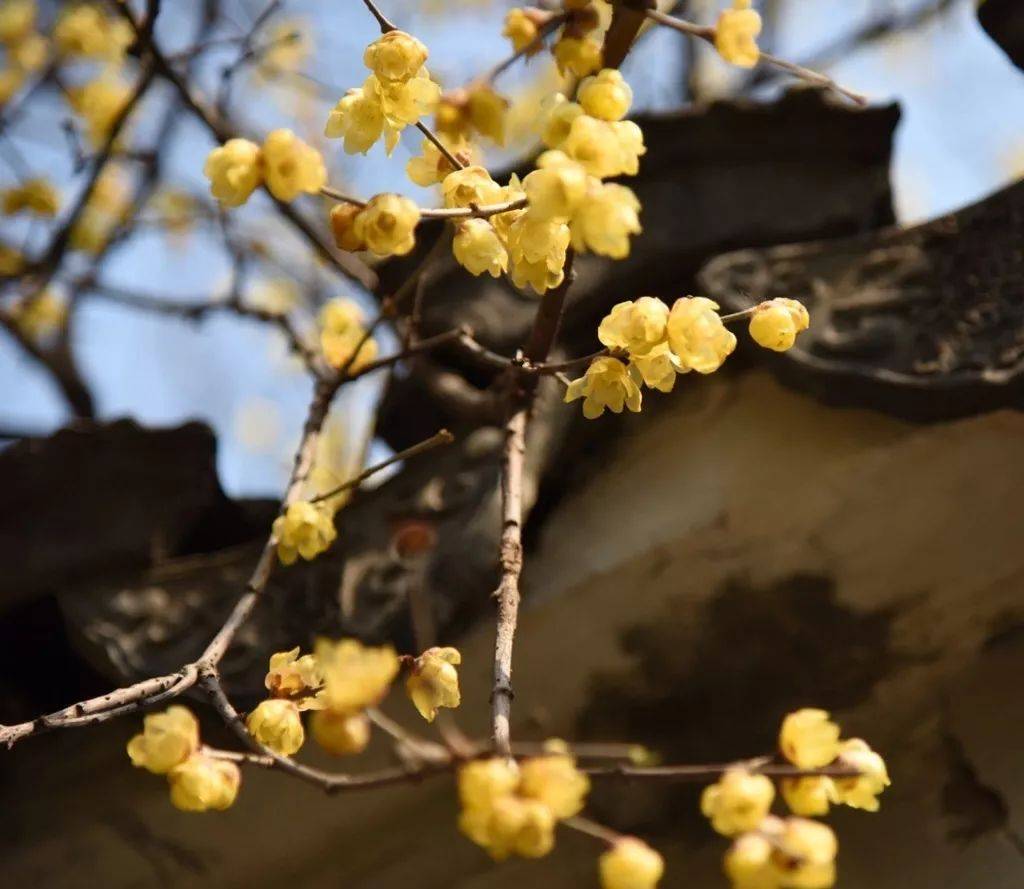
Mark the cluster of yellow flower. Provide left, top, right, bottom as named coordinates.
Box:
left=318, top=297, right=379, bottom=372
left=0, top=0, right=48, bottom=104
left=1, top=176, right=59, bottom=217
left=329, top=192, right=420, bottom=257
left=716, top=0, right=763, bottom=69
left=324, top=29, right=440, bottom=156
left=4, top=288, right=66, bottom=340
left=127, top=706, right=241, bottom=812
left=504, top=1, right=612, bottom=79
left=204, top=128, right=326, bottom=207
left=565, top=296, right=809, bottom=418
left=701, top=709, right=890, bottom=889
left=271, top=500, right=337, bottom=565
left=69, top=166, right=131, bottom=254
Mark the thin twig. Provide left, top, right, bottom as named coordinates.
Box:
left=361, top=0, right=397, bottom=33
left=319, top=187, right=526, bottom=220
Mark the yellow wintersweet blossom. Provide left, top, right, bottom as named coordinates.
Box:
left=204, top=139, right=262, bottom=207
left=523, top=155, right=587, bottom=221
left=666, top=296, right=736, bottom=374
left=2, top=177, right=59, bottom=216
left=149, top=189, right=198, bottom=241
left=70, top=167, right=131, bottom=253
left=257, top=20, right=311, bottom=77
left=630, top=342, right=683, bottom=393
left=126, top=705, right=200, bottom=775
left=518, top=743, right=590, bottom=818
left=701, top=768, right=775, bottom=836
left=265, top=647, right=323, bottom=699
left=771, top=818, right=837, bottom=889
left=69, top=75, right=131, bottom=147
left=749, top=298, right=810, bottom=352
left=724, top=830, right=776, bottom=889
left=246, top=699, right=305, bottom=756
left=553, top=35, right=602, bottom=77
left=0, top=0, right=35, bottom=45
left=779, top=709, right=840, bottom=770
left=11, top=289, right=66, bottom=339
left=248, top=278, right=299, bottom=315
left=503, top=8, right=541, bottom=54
left=780, top=776, right=836, bottom=817
left=370, top=70, right=441, bottom=129
left=329, top=202, right=365, bottom=252
left=324, top=86, right=394, bottom=155
left=168, top=754, right=241, bottom=812
left=832, top=739, right=890, bottom=811
left=441, top=165, right=503, bottom=209
left=599, top=837, right=665, bottom=889
left=0, top=67, right=24, bottom=105
left=467, top=84, right=509, bottom=146
left=578, top=68, right=633, bottom=122
left=319, top=297, right=378, bottom=371
left=406, top=135, right=474, bottom=186
left=0, top=242, right=23, bottom=274
left=478, top=795, right=556, bottom=860
left=261, top=128, right=326, bottom=202
left=311, top=709, right=371, bottom=755
left=565, top=356, right=642, bottom=419
left=271, top=501, right=337, bottom=565
left=54, top=3, right=133, bottom=61
left=571, top=180, right=641, bottom=259
left=353, top=192, right=420, bottom=257
left=541, top=95, right=585, bottom=149
left=507, top=211, right=571, bottom=294
left=716, top=0, right=762, bottom=68
left=598, top=298, right=669, bottom=356
left=453, top=219, right=508, bottom=277
left=11, top=32, right=47, bottom=72
left=459, top=757, right=521, bottom=810
left=364, top=30, right=428, bottom=83
left=315, top=638, right=400, bottom=715
left=406, top=646, right=462, bottom=722
left=561, top=115, right=646, bottom=180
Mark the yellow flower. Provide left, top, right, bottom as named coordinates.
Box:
left=328, top=202, right=364, bottom=252
left=70, top=168, right=131, bottom=251
left=265, top=647, right=323, bottom=699
left=11, top=289, right=66, bottom=339
left=518, top=746, right=590, bottom=818
left=310, top=709, right=371, bottom=755
left=749, top=298, right=810, bottom=352
left=553, top=35, right=602, bottom=77
left=523, top=154, right=588, bottom=221
left=168, top=754, right=241, bottom=812
left=666, top=296, right=736, bottom=374
left=54, top=3, right=133, bottom=61
left=598, top=297, right=669, bottom=356
left=126, top=705, right=200, bottom=775
left=578, top=68, right=633, bottom=122
left=257, top=20, right=311, bottom=77
left=11, top=32, right=47, bottom=72
left=540, top=95, right=584, bottom=149
left=0, top=66, right=24, bottom=105
left=630, top=343, right=683, bottom=393
left=271, top=500, right=337, bottom=565
left=771, top=818, right=837, bottom=889
left=324, top=87, right=391, bottom=155
left=406, top=135, right=472, bottom=186
left=467, top=84, right=509, bottom=145
left=353, top=192, right=420, bottom=256
left=485, top=795, right=556, bottom=860
left=364, top=30, right=428, bottom=83
left=249, top=278, right=299, bottom=315
left=2, top=177, right=59, bottom=216
left=149, top=189, right=197, bottom=240
left=441, top=165, right=502, bottom=209
left=779, top=709, right=840, bottom=770
left=453, top=219, right=508, bottom=277
left=490, top=172, right=526, bottom=240
left=571, top=180, right=641, bottom=259
left=69, top=75, right=131, bottom=147
left=724, top=831, right=778, bottom=889
left=701, top=769, right=775, bottom=836
left=716, top=0, right=762, bottom=68
left=458, top=757, right=520, bottom=811
left=832, top=739, right=890, bottom=812
left=599, top=837, right=665, bottom=889
left=507, top=210, right=571, bottom=294
left=406, top=646, right=461, bottom=722
left=565, top=356, right=642, bottom=419
left=315, top=638, right=400, bottom=714
left=0, top=242, right=23, bottom=274
left=0, top=0, right=35, bottom=45
left=261, top=128, right=326, bottom=203
left=562, top=115, right=646, bottom=180
left=780, top=777, right=836, bottom=817
left=203, top=138, right=262, bottom=207
left=369, top=70, right=441, bottom=128
left=503, top=8, right=541, bottom=54
left=319, top=297, right=378, bottom=371
left=246, top=698, right=305, bottom=756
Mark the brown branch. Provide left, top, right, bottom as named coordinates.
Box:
left=585, top=761, right=864, bottom=782
left=361, top=0, right=397, bottom=34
